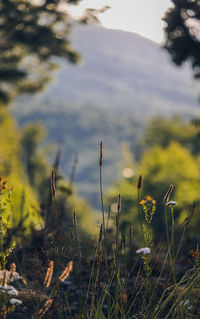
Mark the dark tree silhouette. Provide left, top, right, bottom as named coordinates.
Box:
left=163, top=0, right=200, bottom=77
left=0, top=0, right=100, bottom=104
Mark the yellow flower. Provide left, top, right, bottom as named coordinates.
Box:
left=139, top=195, right=156, bottom=224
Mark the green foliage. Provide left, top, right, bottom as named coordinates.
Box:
left=107, top=136, right=200, bottom=240
left=142, top=116, right=200, bottom=152
left=21, top=123, right=49, bottom=192
left=0, top=178, right=16, bottom=268
left=163, top=0, right=200, bottom=78
left=0, top=107, right=42, bottom=232
left=141, top=141, right=200, bottom=234
left=13, top=103, right=142, bottom=209
left=0, top=0, right=82, bottom=104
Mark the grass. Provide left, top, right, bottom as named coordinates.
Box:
left=0, top=144, right=200, bottom=318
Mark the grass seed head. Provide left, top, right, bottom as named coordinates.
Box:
left=137, top=175, right=143, bottom=189
left=164, top=184, right=174, bottom=203
left=38, top=299, right=53, bottom=318
left=117, top=194, right=121, bottom=213
left=99, top=141, right=103, bottom=167
left=44, top=261, right=54, bottom=288
left=59, top=261, right=73, bottom=282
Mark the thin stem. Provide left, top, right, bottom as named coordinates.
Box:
left=138, top=189, right=145, bottom=245
left=171, top=207, right=176, bottom=284
left=164, top=205, right=174, bottom=283
left=100, top=165, right=105, bottom=239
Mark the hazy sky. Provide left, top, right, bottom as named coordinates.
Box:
left=69, top=0, right=172, bottom=43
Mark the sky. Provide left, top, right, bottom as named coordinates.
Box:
left=68, top=0, right=172, bottom=43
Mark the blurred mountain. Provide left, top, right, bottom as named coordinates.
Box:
left=12, top=25, right=200, bottom=208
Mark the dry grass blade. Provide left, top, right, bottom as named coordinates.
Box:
left=69, top=228, right=74, bottom=240
left=38, top=299, right=53, bottom=318
left=116, top=213, right=119, bottom=230
left=70, top=152, right=78, bottom=187
left=59, top=261, right=73, bottom=282
left=98, top=224, right=103, bottom=243
left=51, top=170, right=56, bottom=198
left=44, top=261, right=54, bottom=288
left=73, top=211, right=77, bottom=226
left=180, top=201, right=196, bottom=228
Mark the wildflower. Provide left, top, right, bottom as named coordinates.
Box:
left=136, top=247, right=151, bottom=255
left=166, top=201, right=177, bottom=207
left=9, top=298, right=22, bottom=305
left=189, top=248, right=200, bottom=259
left=139, top=195, right=156, bottom=224
left=0, top=285, right=18, bottom=296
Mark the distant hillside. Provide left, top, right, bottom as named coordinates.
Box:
left=12, top=25, right=200, bottom=208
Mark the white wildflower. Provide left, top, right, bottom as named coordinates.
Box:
left=183, top=300, right=190, bottom=306
left=10, top=298, right=22, bottom=305
left=136, top=247, right=151, bottom=255
left=0, top=285, right=18, bottom=296
left=166, top=201, right=177, bottom=207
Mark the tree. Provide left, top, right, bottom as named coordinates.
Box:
left=107, top=141, right=200, bottom=242
left=0, top=0, right=99, bottom=104
left=163, top=0, right=200, bottom=78
left=141, top=116, right=200, bottom=154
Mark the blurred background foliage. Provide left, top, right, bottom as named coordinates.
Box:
left=0, top=107, right=42, bottom=232
left=1, top=0, right=200, bottom=249
left=163, top=0, right=200, bottom=78
left=0, top=0, right=102, bottom=247
left=107, top=117, right=200, bottom=241
left=0, top=0, right=82, bottom=104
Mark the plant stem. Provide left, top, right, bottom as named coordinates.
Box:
left=138, top=189, right=145, bottom=245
